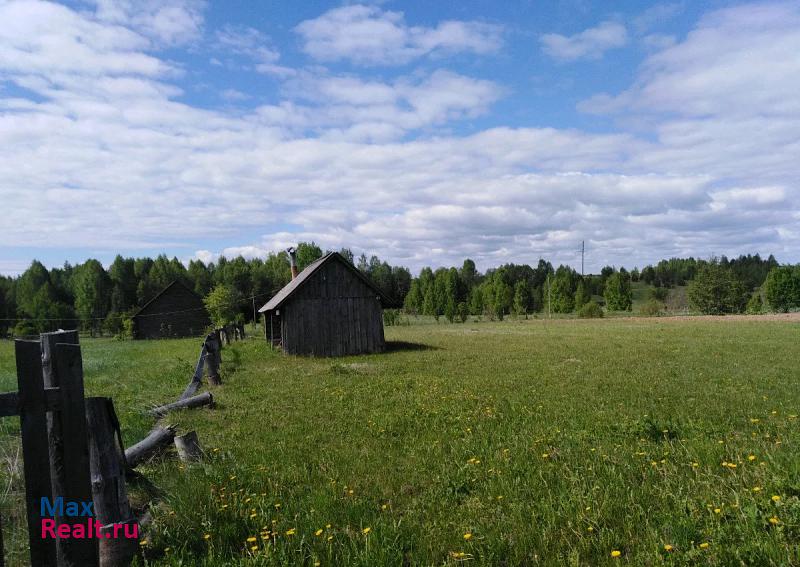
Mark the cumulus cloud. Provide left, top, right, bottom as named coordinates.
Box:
left=0, top=1, right=799, bottom=274
left=295, top=4, right=502, bottom=65
left=540, top=21, right=628, bottom=61
left=213, top=24, right=293, bottom=76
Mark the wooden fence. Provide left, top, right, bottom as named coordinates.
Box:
left=0, top=328, right=227, bottom=566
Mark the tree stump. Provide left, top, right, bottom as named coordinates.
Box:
left=174, top=431, right=203, bottom=462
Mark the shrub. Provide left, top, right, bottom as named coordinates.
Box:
left=639, top=299, right=665, bottom=317
left=763, top=266, right=800, bottom=312
left=604, top=272, right=632, bottom=311
left=687, top=261, right=748, bottom=314
left=649, top=287, right=669, bottom=301
left=383, top=309, right=401, bottom=326
left=745, top=292, right=764, bottom=314
left=578, top=301, right=604, bottom=318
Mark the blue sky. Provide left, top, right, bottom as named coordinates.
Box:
left=1, top=0, right=798, bottom=275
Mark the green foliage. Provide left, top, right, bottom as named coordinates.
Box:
left=73, top=259, right=111, bottom=334
left=604, top=271, right=633, bottom=311
left=577, top=300, right=603, bottom=318
left=549, top=267, right=577, bottom=313
left=763, top=266, right=800, bottom=312
left=512, top=280, right=530, bottom=317
left=203, top=284, right=241, bottom=327
left=687, top=261, right=748, bottom=315
left=649, top=286, right=669, bottom=301
left=639, top=299, right=665, bottom=317
left=456, top=301, right=469, bottom=323
left=295, top=242, right=324, bottom=270
left=746, top=291, right=764, bottom=314
left=573, top=279, right=588, bottom=309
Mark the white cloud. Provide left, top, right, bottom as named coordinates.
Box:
left=213, top=24, right=294, bottom=77
left=0, top=1, right=799, bottom=275
left=540, top=21, right=628, bottom=61
left=92, top=0, right=205, bottom=46
left=295, top=4, right=502, bottom=65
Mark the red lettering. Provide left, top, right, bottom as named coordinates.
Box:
left=41, top=519, right=56, bottom=538
left=123, top=522, right=138, bottom=539
left=57, top=523, right=71, bottom=538
left=72, top=523, right=85, bottom=539
left=113, top=523, right=122, bottom=538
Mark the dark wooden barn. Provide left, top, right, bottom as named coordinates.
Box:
left=259, top=252, right=390, bottom=356
left=132, top=280, right=211, bottom=339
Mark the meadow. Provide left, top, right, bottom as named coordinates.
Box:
left=1, top=316, right=799, bottom=565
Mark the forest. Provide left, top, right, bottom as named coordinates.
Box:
left=0, top=248, right=796, bottom=337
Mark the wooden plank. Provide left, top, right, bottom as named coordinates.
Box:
left=125, top=427, right=175, bottom=469
left=51, top=340, right=100, bottom=566
left=180, top=343, right=207, bottom=400
left=0, top=388, right=61, bottom=417
left=85, top=397, right=138, bottom=566
left=14, top=339, right=57, bottom=567
left=149, top=392, right=214, bottom=417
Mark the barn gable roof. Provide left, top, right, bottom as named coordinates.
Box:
left=258, top=252, right=393, bottom=312
left=133, top=280, right=203, bottom=318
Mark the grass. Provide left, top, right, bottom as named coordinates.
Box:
left=1, top=318, right=799, bottom=565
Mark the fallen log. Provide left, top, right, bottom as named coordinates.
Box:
left=124, top=427, right=175, bottom=469
left=179, top=344, right=207, bottom=401
left=148, top=392, right=214, bottom=417
left=174, top=431, right=203, bottom=462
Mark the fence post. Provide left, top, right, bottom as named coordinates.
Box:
left=41, top=331, right=99, bottom=566
left=205, top=333, right=221, bottom=386
left=85, top=397, right=138, bottom=566
left=14, top=339, right=57, bottom=566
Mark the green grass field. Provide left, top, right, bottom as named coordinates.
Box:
left=1, top=317, right=799, bottom=565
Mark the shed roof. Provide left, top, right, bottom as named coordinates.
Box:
left=132, top=280, right=204, bottom=318
left=258, top=252, right=393, bottom=312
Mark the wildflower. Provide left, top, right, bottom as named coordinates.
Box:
left=229, top=475, right=237, bottom=480
left=381, top=504, right=389, bottom=510
left=250, top=513, right=257, bottom=519
left=274, top=503, right=281, bottom=509
left=772, top=495, right=781, bottom=502
left=769, top=517, right=780, bottom=525
left=541, top=453, right=550, bottom=459
left=326, top=524, right=331, bottom=528
left=450, top=551, right=466, bottom=559
left=164, top=547, right=171, bottom=553
left=752, top=486, right=762, bottom=492
left=714, top=508, right=721, bottom=514
left=362, top=527, right=371, bottom=535
left=203, top=534, right=211, bottom=540
left=247, top=537, right=257, bottom=543
left=750, top=418, right=760, bottom=424
left=611, top=550, right=621, bottom=558
left=139, top=539, right=148, bottom=546
left=692, top=462, right=699, bottom=467
left=250, top=545, right=258, bottom=552
left=699, top=542, right=709, bottom=549
left=285, top=528, right=296, bottom=536
left=327, top=536, right=333, bottom=541
left=664, top=544, right=673, bottom=551
left=315, top=529, right=323, bottom=536
left=587, top=527, right=594, bottom=532
left=463, top=533, right=472, bottom=540
left=748, top=455, right=756, bottom=461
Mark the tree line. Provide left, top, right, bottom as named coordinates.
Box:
left=0, top=243, right=411, bottom=336
left=1, top=249, right=797, bottom=336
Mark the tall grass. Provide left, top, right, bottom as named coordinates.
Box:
left=1, top=318, right=799, bottom=565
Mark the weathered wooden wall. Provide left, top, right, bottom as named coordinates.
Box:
left=281, top=259, right=385, bottom=356
left=133, top=283, right=210, bottom=339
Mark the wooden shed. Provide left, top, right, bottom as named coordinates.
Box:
left=259, top=252, right=389, bottom=356
left=132, top=280, right=211, bottom=339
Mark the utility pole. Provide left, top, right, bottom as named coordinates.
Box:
left=581, top=240, right=585, bottom=277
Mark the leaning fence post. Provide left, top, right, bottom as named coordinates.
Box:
left=85, top=397, right=138, bottom=566
left=14, top=339, right=57, bottom=566
left=42, top=331, right=99, bottom=566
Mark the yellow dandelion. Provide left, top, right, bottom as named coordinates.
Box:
left=748, top=455, right=756, bottom=461
left=164, top=547, right=171, bottom=553
left=250, top=545, right=258, bottom=552
left=203, top=534, right=211, bottom=540
left=587, top=526, right=594, bottom=532
left=274, top=503, right=281, bottom=508
left=692, top=462, right=699, bottom=467
left=611, top=550, right=621, bottom=558
left=714, top=508, right=721, bottom=514
left=750, top=418, right=760, bottom=424
left=327, top=535, right=333, bottom=541
left=772, top=495, right=781, bottom=502
left=326, top=523, right=332, bottom=528
left=246, top=537, right=257, bottom=543
left=139, top=539, right=148, bottom=546
left=664, top=544, right=673, bottom=552
left=362, top=527, right=371, bottom=535
left=229, top=475, right=237, bottom=480
left=285, top=528, right=296, bottom=536
left=250, top=513, right=257, bottom=519
left=463, top=533, right=472, bottom=540
left=752, top=486, right=762, bottom=492
left=699, top=542, right=709, bottom=549
left=541, top=453, right=550, bottom=459
left=314, top=562, right=320, bottom=567
left=315, top=529, right=323, bottom=536
left=381, top=504, right=389, bottom=510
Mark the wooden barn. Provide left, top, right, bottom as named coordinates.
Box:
left=259, top=251, right=390, bottom=356
left=132, top=280, right=211, bottom=339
